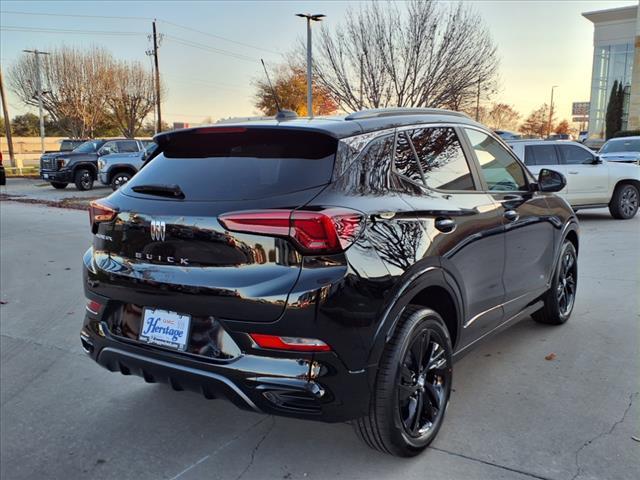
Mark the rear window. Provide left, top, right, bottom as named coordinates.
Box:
left=125, top=128, right=338, bottom=201
left=600, top=138, right=640, bottom=153
left=524, top=145, right=559, bottom=166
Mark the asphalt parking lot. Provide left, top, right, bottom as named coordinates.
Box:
left=0, top=197, right=638, bottom=480
left=0, top=177, right=111, bottom=206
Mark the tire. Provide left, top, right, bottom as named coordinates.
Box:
left=354, top=306, right=453, bottom=456
left=533, top=241, right=577, bottom=325
left=608, top=183, right=639, bottom=219
left=74, top=168, right=94, bottom=191
left=111, top=172, right=132, bottom=190
left=50, top=182, right=68, bottom=189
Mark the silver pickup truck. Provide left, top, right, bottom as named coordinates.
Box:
left=98, top=142, right=157, bottom=190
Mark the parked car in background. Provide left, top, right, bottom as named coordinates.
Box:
left=583, top=137, right=606, bottom=151
left=577, top=131, right=589, bottom=143
left=98, top=142, right=158, bottom=190
left=59, top=139, right=89, bottom=152
left=508, top=139, right=640, bottom=219
left=40, top=139, right=145, bottom=191
left=0, top=151, right=6, bottom=186
left=547, top=133, right=572, bottom=141
left=494, top=129, right=522, bottom=140
left=43, top=138, right=89, bottom=154
left=82, top=108, right=579, bottom=457
left=598, top=136, right=640, bottom=165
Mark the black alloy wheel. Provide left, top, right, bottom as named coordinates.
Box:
left=74, top=168, right=94, bottom=191
left=534, top=240, right=578, bottom=325
left=354, top=306, right=452, bottom=456
left=556, top=247, right=577, bottom=319
left=398, top=328, right=450, bottom=439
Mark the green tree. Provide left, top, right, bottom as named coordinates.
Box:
left=11, top=113, right=40, bottom=136
left=605, top=80, right=624, bottom=139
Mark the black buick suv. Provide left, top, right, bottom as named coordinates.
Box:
left=81, top=108, right=579, bottom=456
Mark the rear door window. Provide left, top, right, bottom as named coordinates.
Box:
left=394, top=127, right=475, bottom=191
left=124, top=128, right=338, bottom=201
left=524, top=145, right=559, bottom=166
left=117, top=140, right=140, bottom=153
left=558, top=145, right=595, bottom=165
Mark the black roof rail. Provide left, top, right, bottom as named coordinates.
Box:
left=344, top=108, right=470, bottom=121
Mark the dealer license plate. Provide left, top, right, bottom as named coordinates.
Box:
left=43, top=174, right=49, bottom=179
left=139, top=308, right=191, bottom=351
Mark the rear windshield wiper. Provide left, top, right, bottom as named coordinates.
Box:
left=131, top=184, right=185, bottom=199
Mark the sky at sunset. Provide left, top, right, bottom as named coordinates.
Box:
left=1, top=0, right=637, bottom=127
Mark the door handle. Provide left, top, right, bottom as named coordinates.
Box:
left=568, top=171, right=579, bottom=174
left=435, top=217, right=456, bottom=233
left=504, top=210, right=519, bottom=222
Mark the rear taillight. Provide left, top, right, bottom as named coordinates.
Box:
left=250, top=334, right=331, bottom=352
left=86, top=299, right=102, bottom=315
left=218, top=208, right=364, bottom=254
left=89, top=200, right=117, bottom=231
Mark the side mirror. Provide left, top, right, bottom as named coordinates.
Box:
left=591, top=156, right=603, bottom=165
left=538, top=168, right=566, bottom=193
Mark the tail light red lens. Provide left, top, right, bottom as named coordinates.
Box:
left=86, top=299, right=102, bottom=315
left=250, top=334, right=331, bottom=352
left=218, top=208, right=364, bottom=254
left=89, top=200, right=117, bottom=230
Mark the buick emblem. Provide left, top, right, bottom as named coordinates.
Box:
left=150, top=220, right=166, bottom=241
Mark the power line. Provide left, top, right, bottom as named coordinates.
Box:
left=0, top=25, right=145, bottom=36
left=0, top=10, right=151, bottom=21
left=164, top=35, right=259, bottom=63
left=1, top=10, right=282, bottom=56
left=1, top=25, right=267, bottom=64
left=157, top=19, right=280, bottom=56
left=164, top=74, right=249, bottom=92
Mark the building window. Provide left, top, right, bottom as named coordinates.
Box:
left=588, top=42, right=634, bottom=138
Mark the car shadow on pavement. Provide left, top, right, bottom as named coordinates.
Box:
left=78, top=316, right=563, bottom=480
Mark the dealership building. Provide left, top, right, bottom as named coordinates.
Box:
left=583, top=4, right=640, bottom=138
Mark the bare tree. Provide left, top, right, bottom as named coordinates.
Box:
left=302, top=0, right=498, bottom=112
left=486, top=103, right=520, bottom=130
left=107, top=60, right=158, bottom=138
left=8, top=46, right=114, bottom=137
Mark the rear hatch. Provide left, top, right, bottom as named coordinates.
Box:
left=91, top=126, right=338, bottom=322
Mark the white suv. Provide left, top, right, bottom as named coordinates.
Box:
left=508, top=140, right=639, bottom=219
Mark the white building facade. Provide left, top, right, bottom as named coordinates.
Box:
left=583, top=5, right=639, bottom=138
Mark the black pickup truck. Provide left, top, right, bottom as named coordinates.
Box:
left=40, top=139, right=144, bottom=190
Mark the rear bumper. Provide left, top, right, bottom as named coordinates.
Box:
left=41, top=169, right=72, bottom=183
left=80, top=311, right=371, bottom=423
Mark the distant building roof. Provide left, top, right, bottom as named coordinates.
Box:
left=582, top=5, right=637, bottom=24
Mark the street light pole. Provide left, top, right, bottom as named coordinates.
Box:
left=296, top=13, right=325, bottom=118
left=548, top=85, right=558, bottom=138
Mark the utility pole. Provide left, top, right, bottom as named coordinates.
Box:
left=152, top=20, right=162, bottom=132
left=475, top=78, right=481, bottom=121
left=0, top=68, right=16, bottom=167
left=547, top=85, right=558, bottom=138
left=359, top=54, right=364, bottom=109
left=23, top=49, right=49, bottom=153
left=296, top=13, right=325, bottom=118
